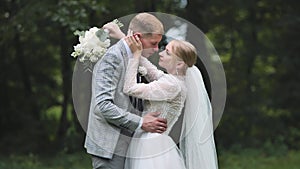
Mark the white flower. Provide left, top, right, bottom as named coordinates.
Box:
left=79, top=56, right=85, bottom=62
left=71, top=19, right=123, bottom=72
left=89, top=55, right=98, bottom=62
left=72, top=27, right=109, bottom=63
left=138, top=66, right=147, bottom=76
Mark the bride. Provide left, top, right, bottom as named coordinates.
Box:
left=105, top=23, right=219, bottom=169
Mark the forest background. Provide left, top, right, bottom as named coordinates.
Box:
left=0, top=0, right=299, bottom=168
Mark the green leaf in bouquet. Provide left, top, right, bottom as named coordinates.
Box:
left=112, top=19, right=124, bottom=28
left=96, top=29, right=109, bottom=41
left=74, top=30, right=85, bottom=37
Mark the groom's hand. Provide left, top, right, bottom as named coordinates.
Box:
left=142, top=112, right=167, bottom=133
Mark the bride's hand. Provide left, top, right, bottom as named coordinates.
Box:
left=125, top=35, right=143, bottom=59
left=102, top=22, right=125, bottom=39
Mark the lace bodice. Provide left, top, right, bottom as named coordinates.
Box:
left=124, top=57, right=187, bottom=135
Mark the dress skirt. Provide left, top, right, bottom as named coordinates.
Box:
left=124, top=129, right=186, bottom=169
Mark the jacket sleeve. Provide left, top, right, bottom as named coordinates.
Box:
left=93, top=51, right=141, bottom=131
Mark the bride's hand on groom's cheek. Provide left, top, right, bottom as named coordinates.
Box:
left=125, top=35, right=143, bottom=58
left=141, top=112, right=167, bottom=133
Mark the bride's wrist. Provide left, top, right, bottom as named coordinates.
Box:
left=133, top=53, right=141, bottom=59
left=118, top=32, right=126, bottom=39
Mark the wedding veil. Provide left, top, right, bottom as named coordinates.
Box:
left=179, top=66, right=218, bottom=169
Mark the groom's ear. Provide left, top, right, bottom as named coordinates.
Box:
left=133, top=33, right=142, bottom=39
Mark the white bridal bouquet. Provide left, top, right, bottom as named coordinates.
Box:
left=71, top=19, right=147, bottom=75
left=71, top=19, right=123, bottom=72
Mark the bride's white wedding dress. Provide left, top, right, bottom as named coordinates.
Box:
left=123, top=57, right=219, bottom=169
left=123, top=57, right=187, bottom=169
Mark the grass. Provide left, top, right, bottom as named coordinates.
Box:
left=0, top=149, right=299, bottom=169
left=0, top=151, right=91, bottom=169
left=218, top=149, right=300, bottom=169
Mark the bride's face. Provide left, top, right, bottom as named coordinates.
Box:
left=158, top=42, right=177, bottom=71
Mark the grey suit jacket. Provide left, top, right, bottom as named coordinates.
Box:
left=84, top=40, right=141, bottom=159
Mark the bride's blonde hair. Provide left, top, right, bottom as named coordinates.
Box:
left=171, top=40, right=197, bottom=67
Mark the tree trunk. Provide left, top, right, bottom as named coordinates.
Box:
left=56, top=26, right=71, bottom=148
left=15, top=32, right=39, bottom=120
left=185, top=0, right=208, bottom=33
left=245, top=1, right=258, bottom=103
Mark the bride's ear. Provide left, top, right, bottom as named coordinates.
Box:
left=176, top=60, right=185, bottom=68
left=176, top=61, right=186, bottom=71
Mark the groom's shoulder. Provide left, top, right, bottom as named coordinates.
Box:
left=97, top=40, right=125, bottom=64
left=105, top=40, right=124, bottom=58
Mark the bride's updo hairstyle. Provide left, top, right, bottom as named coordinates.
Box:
left=171, top=40, right=197, bottom=67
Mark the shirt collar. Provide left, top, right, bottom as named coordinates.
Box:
left=121, top=39, right=133, bottom=58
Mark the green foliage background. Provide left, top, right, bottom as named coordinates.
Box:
left=1, top=0, right=299, bottom=163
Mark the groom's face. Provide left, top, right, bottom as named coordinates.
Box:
left=140, top=34, right=162, bottom=58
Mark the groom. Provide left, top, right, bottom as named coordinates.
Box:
left=85, top=13, right=167, bottom=169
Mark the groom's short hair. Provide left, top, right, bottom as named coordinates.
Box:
left=129, top=13, right=164, bottom=35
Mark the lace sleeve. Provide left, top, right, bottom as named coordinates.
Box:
left=124, top=58, right=180, bottom=101
left=140, top=57, right=164, bottom=81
